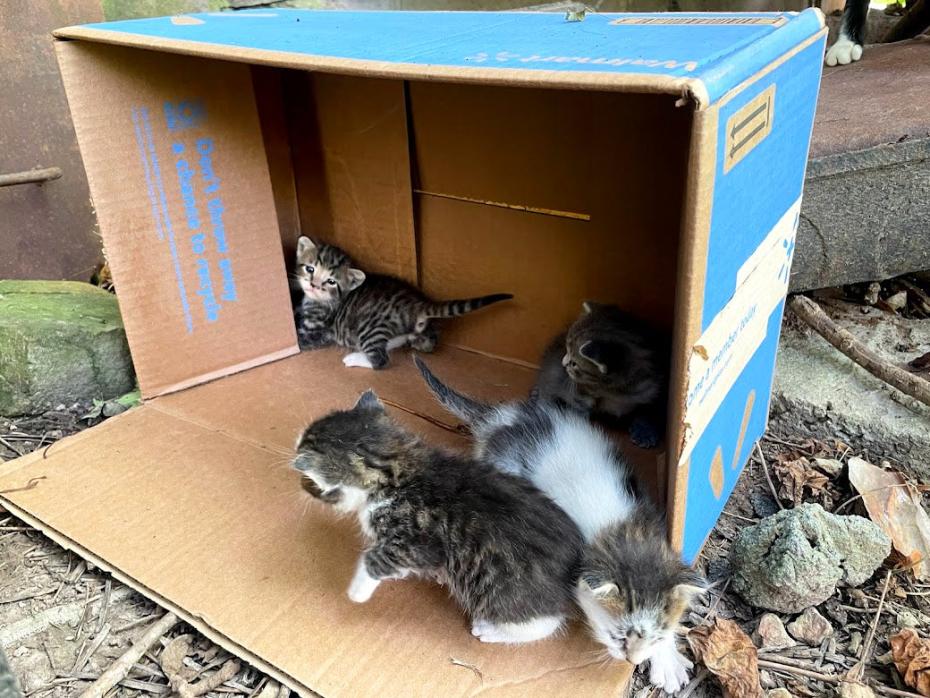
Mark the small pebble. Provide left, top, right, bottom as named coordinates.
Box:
left=760, top=670, right=776, bottom=689
left=897, top=609, right=920, bottom=628
left=848, top=630, right=863, bottom=654
left=754, top=613, right=796, bottom=650
left=767, top=689, right=792, bottom=698
left=821, top=598, right=848, bottom=626
left=787, top=607, right=833, bottom=646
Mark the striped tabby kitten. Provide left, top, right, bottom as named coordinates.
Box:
left=534, top=301, right=669, bottom=448
left=415, top=358, right=705, bottom=693
left=293, top=237, right=512, bottom=369
left=292, top=390, right=583, bottom=644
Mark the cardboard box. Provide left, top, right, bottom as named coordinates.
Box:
left=0, top=9, right=826, bottom=696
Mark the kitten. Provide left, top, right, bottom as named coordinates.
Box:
left=293, top=237, right=512, bottom=369
left=415, top=358, right=704, bottom=693
left=533, top=301, right=669, bottom=448
left=291, top=389, right=583, bottom=644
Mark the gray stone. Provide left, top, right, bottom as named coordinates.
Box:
left=754, top=613, right=795, bottom=650
left=730, top=503, right=891, bottom=614
left=787, top=607, right=833, bottom=646
left=771, top=301, right=930, bottom=483
left=792, top=38, right=930, bottom=292
left=0, top=281, right=134, bottom=416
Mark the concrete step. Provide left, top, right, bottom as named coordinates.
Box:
left=792, top=37, right=930, bottom=292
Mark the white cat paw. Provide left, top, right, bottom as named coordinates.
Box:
left=347, top=559, right=380, bottom=603
left=471, top=616, right=561, bottom=644
left=342, top=352, right=374, bottom=369
left=825, top=37, right=863, bottom=66
left=648, top=649, right=692, bottom=695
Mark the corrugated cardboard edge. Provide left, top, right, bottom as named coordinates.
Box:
left=149, top=344, right=300, bottom=399
left=0, top=413, right=312, bottom=695
left=666, top=105, right=717, bottom=552
left=52, top=26, right=711, bottom=108
left=667, top=25, right=828, bottom=553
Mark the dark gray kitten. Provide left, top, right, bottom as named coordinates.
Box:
left=293, top=237, right=511, bottom=369
left=415, top=358, right=705, bottom=693
left=292, top=390, right=583, bottom=644
left=534, top=301, right=669, bottom=448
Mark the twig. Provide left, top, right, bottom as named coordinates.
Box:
left=0, top=587, right=58, bottom=605
left=72, top=622, right=111, bottom=674
left=114, top=613, right=161, bottom=634
left=756, top=443, right=784, bottom=510
left=757, top=658, right=839, bottom=683
left=789, top=295, right=930, bottom=407
left=0, top=436, right=24, bottom=457
left=95, top=579, right=112, bottom=635
left=874, top=685, right=928, bottom=698
left=677, top=667, right=709, bottom=698
left=78, top=611, right=179, bottom=698
left=851, top=569, right=892, bottom=682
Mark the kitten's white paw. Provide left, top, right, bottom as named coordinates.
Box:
left=648, top=647, right=692, bottom=695
left=347, top=559, right=380, bottom=603
left=825, top=36, right=863, bottom=66
left=342, top=352, right=374, bottom=369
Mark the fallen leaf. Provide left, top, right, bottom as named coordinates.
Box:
left=848, top=457, right=930, bottom=580
left=890, top=628, right=930, bottom=696
left=688, top=619, right=763, bottom=698
left=772, top=457, right=830, bottom=506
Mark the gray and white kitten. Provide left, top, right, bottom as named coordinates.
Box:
left=293, top=237, right=512, bottom=369
left=534, top=301, right=669, bottom=448
left=292, top=390, right=583, bottom=644
left=415, top=359, right=704, bottom=694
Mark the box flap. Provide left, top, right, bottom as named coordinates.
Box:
left=56, top=9, right=825, bottom=108
left=0, top=349, right=631, bottom=697
left=55, top=41, right=298, bottom=398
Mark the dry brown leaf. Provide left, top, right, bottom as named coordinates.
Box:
left=772, top=457, right=830, bottom=506
left=890, top=628, right=930, bottom=696
left=848, top=457, right=930, bottom=580
left=688, top=619, right=762, bottom=698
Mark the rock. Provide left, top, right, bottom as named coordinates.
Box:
left=822, top=598, right=848, bottom=626
left=814, top=458, right=844, bottom=478
left=837, top=682, right=877, bottom=698
left=0, top=281, right=134, bottom=416
left=730, top=503, right=891, bottom=613
left=754, top=613, right=796, bottom=650
left=760, top=670, right=775, bottom=689
left=787, top=607, right=833, bottom=646
left=750, top=491, right=780, bottom=518
left=897, top=609, right=921, bottom=628
left=771, top=301, right=930, bottom=482
left=767, top=689, right=792, bottom=698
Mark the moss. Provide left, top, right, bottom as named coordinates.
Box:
left=0, top=282, right=134, bottom=415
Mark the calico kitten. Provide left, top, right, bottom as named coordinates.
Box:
left=292, top=390, right=583, bottom=644
left=293, top=237, right=512, bottom=369
left=534, top=301, right=669, bottom=448
left=415, top=358, right=704, bottom=693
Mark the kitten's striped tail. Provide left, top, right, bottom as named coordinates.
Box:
left=414, top=357, right=493, bottom=425
left=420, top=293, right=512, bottom=319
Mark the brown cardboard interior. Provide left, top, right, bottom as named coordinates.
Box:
left=0, top=348, right=632, bottom=696
left=4, top=37, right=702, bottom=696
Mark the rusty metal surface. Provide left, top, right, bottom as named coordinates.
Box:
left=0, top=0, right=103, bottom=281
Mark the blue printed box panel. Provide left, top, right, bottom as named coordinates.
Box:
left=677, top=36, right=825, bottom=562
left=70, top=9, right=824, bottom=104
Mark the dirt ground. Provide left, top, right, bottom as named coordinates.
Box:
left=2, top=394, right=929, bottom=697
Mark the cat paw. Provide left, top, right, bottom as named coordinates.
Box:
left=629, top=417, right=660, bottom=449
left=647, top=648, right=692, bottom=694
left=342, top=352, right=374, bottom=369
left=825, top=36, right=862, bottom=66
left=347, top=560, right=380, bottom=603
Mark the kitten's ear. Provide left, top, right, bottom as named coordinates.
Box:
left=578, top=574, right=620, bottom=599
left=297, top=236, right=316, bottom=258
left=354, top=389, right=384, bottom=412
left=346, top=268, right=366, bottom=291
left=669, top=570, right=707, bottom=609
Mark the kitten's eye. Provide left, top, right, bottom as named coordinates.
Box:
left=303, top=264, right=314, bottom=274
left=325, top=279, right=337, bottom=286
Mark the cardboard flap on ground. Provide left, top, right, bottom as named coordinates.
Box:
left=1, top=9, right=826, bottom=697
